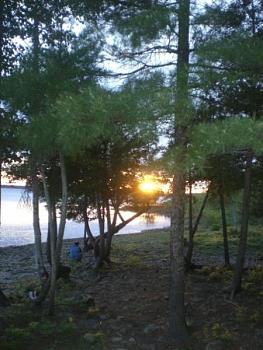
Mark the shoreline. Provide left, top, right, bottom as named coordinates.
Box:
left=0, top=229, right=170, bottom=294
left=0, top=226, right=170, bottom=249
left=1, top=227, right=262, bottom=298
left=1, top=184, right=26, bottom=189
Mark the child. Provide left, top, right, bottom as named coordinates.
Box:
left=69, top=241, right=82, bottom=261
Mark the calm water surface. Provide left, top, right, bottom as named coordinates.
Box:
left=0, top=187, right=170, bottom=247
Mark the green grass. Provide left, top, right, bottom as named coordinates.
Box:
left=112, top=224, right=263, bottom=260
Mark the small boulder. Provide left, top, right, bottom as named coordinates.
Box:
left=206, top=340, right=226, bottom=350
left=83, top=333, right=96, bottom=344
left=143, top=324, right=161, bottom=334
left=82, top=295, right=95, bottom=307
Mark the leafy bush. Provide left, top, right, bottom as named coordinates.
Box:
left=83, top=331, right=106, bottom=349
left=1, top=326, right=32, bottom=350
left=203, top=323, right=236, bottom=344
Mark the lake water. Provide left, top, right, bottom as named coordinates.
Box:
left=0, top=187, right=170, bottom=247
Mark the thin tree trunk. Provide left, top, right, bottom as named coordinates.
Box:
left=55, top=153, right=68, bottom=263
left=185, top=174, right=193, bottom=268
left=230, top=152, right=253, bottom=299
left=219, top=180, right=230, bottom=266
left=0, top=159, right=2, bottom=226
left=105, top=233, right=113, bottom=263
left=192, top=190, right=209, bottom=236
left=105, top=199, right=113, bottom=259
left=230, top=196, right=238, bottom=231
left=46, top=200, right=57, bottom=265
left=41, top=167, right=57, bottom=315
left=32, top=165, right=46, bottom=278
left=0, top=1, right=3, bottom=227
left=83, top=209, right=95, bottom=244
left=95, top=201, right=105, bottom=269
left=185, top=190, right=209, bottom=267
left=188, top=174, right=193, bottom=238
left=46, top=227, right=51, bottom=265
left=0, top=0, right=4, bottom=73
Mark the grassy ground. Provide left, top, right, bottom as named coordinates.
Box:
left=0, top=226, right=263, bottom=350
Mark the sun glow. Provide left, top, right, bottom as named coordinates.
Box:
left=139, top=175, right=163, bottom=194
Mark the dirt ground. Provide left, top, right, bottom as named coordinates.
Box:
left=0, top=230, right=263, bottom=350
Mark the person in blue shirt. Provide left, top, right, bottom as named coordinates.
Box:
left=69, top=241, right=82, bottom=262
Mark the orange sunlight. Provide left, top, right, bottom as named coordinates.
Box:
left=139, top=175, right=158, bottom=193
left=138, top=174, right=208, bottom=195
left=139, top=175, right=168, bottom=194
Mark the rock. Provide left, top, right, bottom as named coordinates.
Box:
left=143, top=324, right=161, bottom=334
left=141, top=344, right=156, bottom=350
left=82, top=295, right=95, bottom=307
left=191, top=296, right=203, bottom=303
left=255, top=329, right=263, bottom=338
left=80, top=318, right=99, bottom=330
left=205, top=340, right=226, bottom=350
left=83, top=333, right=96, bottom=344
left=117, top=315, right=125, bottom=321
left=63, top=296, right=78, bottom=305
left=112, top=336, right=123, bottom=342
left=100, top=313, right=110, bottom=321
left=107, top=319, right=120, bottom=331
left=150, top=296, right=160, bottom=302
left=128, top=337, right=136, bottom=344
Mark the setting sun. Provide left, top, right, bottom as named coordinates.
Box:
left=139, top=175, right=161, bottom=194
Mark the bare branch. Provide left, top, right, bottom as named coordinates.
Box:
left=108, top=60, right=176, bottom=77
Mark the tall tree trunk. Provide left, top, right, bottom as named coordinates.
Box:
left=230, top=152, right=253, bottom=299
left=0, top=1, right=4, bottom=227
left=192, top=190, right=209, bottom=236
left=46, top=227, right=51, bottom=265
left=95, top=201, right=105, bottom=269
left=188, top=174, right=193, bottom=238
left=46, top=200, right=57, bottom=265
left=55, top=153, right=68, bottom=264
left=30, top=9, right=46, bottom=279
left=32, top=165, right=46, bottom=278
left=105, top=199, right=113, bottom=260
left=230, top=196, right=238, bottom=231
left=185, top=190, right=209, bottom=267
left=0, top=159, right=2, bottom=226
left=169, top=0, right=190, bottom=344
left=170, top=170, right=188, bottom=343
left=83, top=208, right=95, bottom=246
left=185, top=174, right=193, bottom=268
left=35, top=155, right=68, bottom=308
left=219, top=179, right=230, bottom=266
left=41, top=167, right=57, bottom=315
left=0, top=1, right=4, bottom=73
